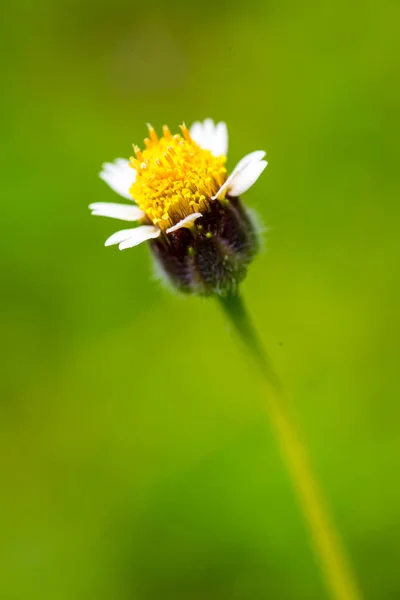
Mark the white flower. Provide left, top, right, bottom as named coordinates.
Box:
left=90, top=119, right=267, bottom=251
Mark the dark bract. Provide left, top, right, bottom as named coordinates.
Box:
left=150, top=196, right=260, bottom=296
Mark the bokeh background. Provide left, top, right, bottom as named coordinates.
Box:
left=1, top=0, right=399, bottom=597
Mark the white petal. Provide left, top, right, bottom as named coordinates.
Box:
left=89, top=202, right=144, bottom=221
left=99, top=158, right=136, bottom=200
left=105, top=226, right=160, bottom=248
left=190, top=120, right=210, bottom=150
left=105, top=228, right=140, bottom=246
left=203, top=118, right=214, bottom=149
left=213, top=121, right=228, bottom=157
left=189, top=121, right=203, bottom=145
left=212, top=151, right=267, bottom=199
left=190, top=119, right=228, bottom=157
left=166, top=213, right=203, bottom=234
left=231, top=150, right=266, bottom=173
left=228, top=160, right=268, bottom=197
left=118, top=226, right=160, bottom=250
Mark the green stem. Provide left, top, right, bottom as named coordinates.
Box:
left=218, top=291, right=362, bottom=600
left=218, top=291, right=281, bottom=387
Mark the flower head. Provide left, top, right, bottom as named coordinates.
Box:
left=90, top=119, right=267, bottom=295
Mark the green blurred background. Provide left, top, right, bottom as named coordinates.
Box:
left=1, top=0, right=399, bottom=597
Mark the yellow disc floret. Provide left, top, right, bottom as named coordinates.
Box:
left=129, top=124, right=228, bottom=232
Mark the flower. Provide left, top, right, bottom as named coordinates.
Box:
left=90, top=119, right=267, bottom=295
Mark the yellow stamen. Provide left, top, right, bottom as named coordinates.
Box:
left=162, top=125, right=172, bottom=139
left=147, top=123, right=159, bottom=144
left=164, top=152, right=175, bottom=169
left=129, top=124, right=228, bottom=232
left=133, top=145, right=143, bottom=161
left=179, top=123, right=192, bottom=143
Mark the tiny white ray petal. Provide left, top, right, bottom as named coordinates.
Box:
left=212, top=150, right=266, bottom=200
left=89, top=202, right=144, bottom=221
left=211, top=121, right=228, bottom=157
left=118, top=226, right=160, bottom=250
left=233, top=150, right=266, bottom=172
left=99, top=158, right=136, bottom=200
left=166, top=213, right=203, bottom=234
left=212, top=174, right=234, bottom=200
left=190, top=118, right=222, bottom=154
left=228, top=160, right=268, bottom=197
left=203, top=119, right=215, bottom=142
left=190, top=121, right=207, bottom=148
left=203, top=118, right=215, bottom=149
left=105, top=228, right=139, bottom=246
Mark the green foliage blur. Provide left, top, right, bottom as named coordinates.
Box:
left=1, top=0, right=399, bottom=597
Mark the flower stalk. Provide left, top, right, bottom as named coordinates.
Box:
left=218, top=291, right=362, bottom=600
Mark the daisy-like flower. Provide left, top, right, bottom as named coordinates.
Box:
left=90, top=119, right=267, bottom=295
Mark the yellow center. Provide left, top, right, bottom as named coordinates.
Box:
left=129, top=124, right=228, bottom=231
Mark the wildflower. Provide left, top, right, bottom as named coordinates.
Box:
left=90, top=119, right=267, bottom=295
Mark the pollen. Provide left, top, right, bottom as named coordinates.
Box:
left=129, top=124, right=228, bottom=231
